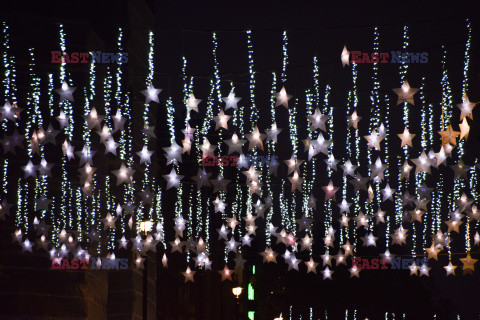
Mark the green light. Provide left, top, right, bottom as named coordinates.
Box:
left=252, top=265, right=255, bottom=274
left=248, top=283, right=254, bottom=300
left=248, top=311, right=255, bottom=320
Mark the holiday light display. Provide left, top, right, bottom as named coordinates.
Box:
left=0, top=20, right=478, bottom=296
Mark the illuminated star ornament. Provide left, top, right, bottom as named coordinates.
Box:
left=364, top=130, right=383, bottom=150
left=275, top=86, right=292, bottom=108
left=460, top=253, right=477, bottom=274
left=54, top=81, right=76, bottom=102
left=392, top=81, right=419, bottom=105
left=182, top=267, right=196, bottom=283
left=224, top=133, right=246, bottom=154
left=222, top=91, right=241, bottom=110
left=141, top=84, right=162, bottom=103
left=245, top=126, right=266, bottom=151
left=213, top=109, right=231, bottom=130
left=438, top=125, right=460, bottom=146
left=308, top=108, right=330, bottom=132
left=85, top=107, right=104, bottom=131
left=112, top=163, right=135, bottom=186
left=186, top=93, right=202, bottom=112
left=397, top=127, right=416, bottom=147
left=347, top=110, right=361, bottom=129
left=456, top=94, right=477, bottom=121
left=341, top=45, right=350, bottom=67
left=265, top=122, right=282, bottom=143
left=162, top=168, right=183, bottom=189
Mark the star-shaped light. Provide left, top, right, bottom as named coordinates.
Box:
left=163, top=141, right=183, bottom=165
left=186, top=93, right=201, bottom=112
left=224, top=133, right=246, bottom=154
left=308, top=133, right=331, bottom=160
left=213, top=196, right=227, bottom=213
left=369, top=157, right=387, bottom=181
left=245, top=126, right=266, bottom=151
left=460, top=253, right=477, bottom=273
left=392, top=81, right=419, bottom=105
left=322, top=180, right=339, bottom=201
left=456, top=94, right=477, bottom=121
left=265, top=122, right=282, bottom=143
left=459, top=118, right=470, bottom=141
left=361, top=232, right=378, bottom=247
left=438, top=125, right=460, bottom=146
left=347, top=110, right=361, bottom=129
left=450, top=160, right=470, bottom=179
left=288, top=171, right=303, bottom=192
left=411, top=151, right=432, bottom=175
left=22, top=160, right=37, bottom=178
left=85, top=107, right=104, bottom=131
left=425, top=244, right=441, bottom=260
left=141, top=84, right=162, bottom=103
left=222, top=91, right=241, bottom=110
left=191, top=168, right=212, bottom=189
left=391, top=227, right=408, bottom=245
left=434, top=146, right=447, bottom=166
left=322, top=266, right=333, bottom=280
left=104, top=138, right=119, bottom=155
left=275, top=86, right=292, bottom=108
left=55, top=81, right=76, bottom=102
left=364, top=130, right=383, bottom=150
left=113, top=163, right=135, bottom=185
left=409, top=263, right=419, bottom=276
left=381, top=184, right=395, bottom=202
left=341, top=45, right=350, bottom=67
left=308, top=108, right=329, bottom=131
left=444, top=262, right=457, bottom=276
left=199, top=138, right=216, bottom=156
left=102, top=212, right=117, bottom=230
left=182, top=267, right=196, bottom=283
left=305, top=257, right=318, bottom=273
left=340, top=160, right=358, bottom=177
left=260, top=247, right=278, bottom=263
left=136, top=146, right=153, bottom=164
left=213, top=109, right=231, bottom=130
left=284, top=156, right=304, bottom=175
left=397, top=127, right=416, bottom=148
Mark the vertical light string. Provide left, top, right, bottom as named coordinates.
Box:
left=59, top=24, right=74, bottom=236
left=383, top=91, right=391, bottom=246
left=351, top=63, right=360, bottom=251
left=212, top=32, right=224, bottom=256
left=1, top=22, right=16, bottom=198
left=265, top=72, right=277, bottom=247
left=116, top=27, right=131, bottom=248
left=279, top=30, right=291, bottom=233
left=460, top=19, right=472, bottom=251
left=395, top=25, right=410, bottom=249
left=323, top=85, right=333, bottom=242
left=367, top=26, right=381, bottom=230
left=139, top=31, right=155, bottom=232
left=418, top=77, right=428, bottom=249
left=440, top=45, right=454, bottom=260
left=246, top=30, right=256, bottom=237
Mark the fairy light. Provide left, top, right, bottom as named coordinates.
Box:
left=366, top=26, right=381, bottom=229
left=1, top=22, right=16, bottom=196
left=58, top=24, right=75, bottom=237
left=265, top=72, right=277, bottom=246
left=383, top=91, right=391, bottom=246
left=460, top=19, right=472, bottom=251
left=440, top=45, right=454, bottom=261
left=323, top=85, right=333, bottom=241
left=395, top=25, right=410, bottom=237
left=351, top=62, right=360, bottom=252
left=418, top=77, right=428, bottom=249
